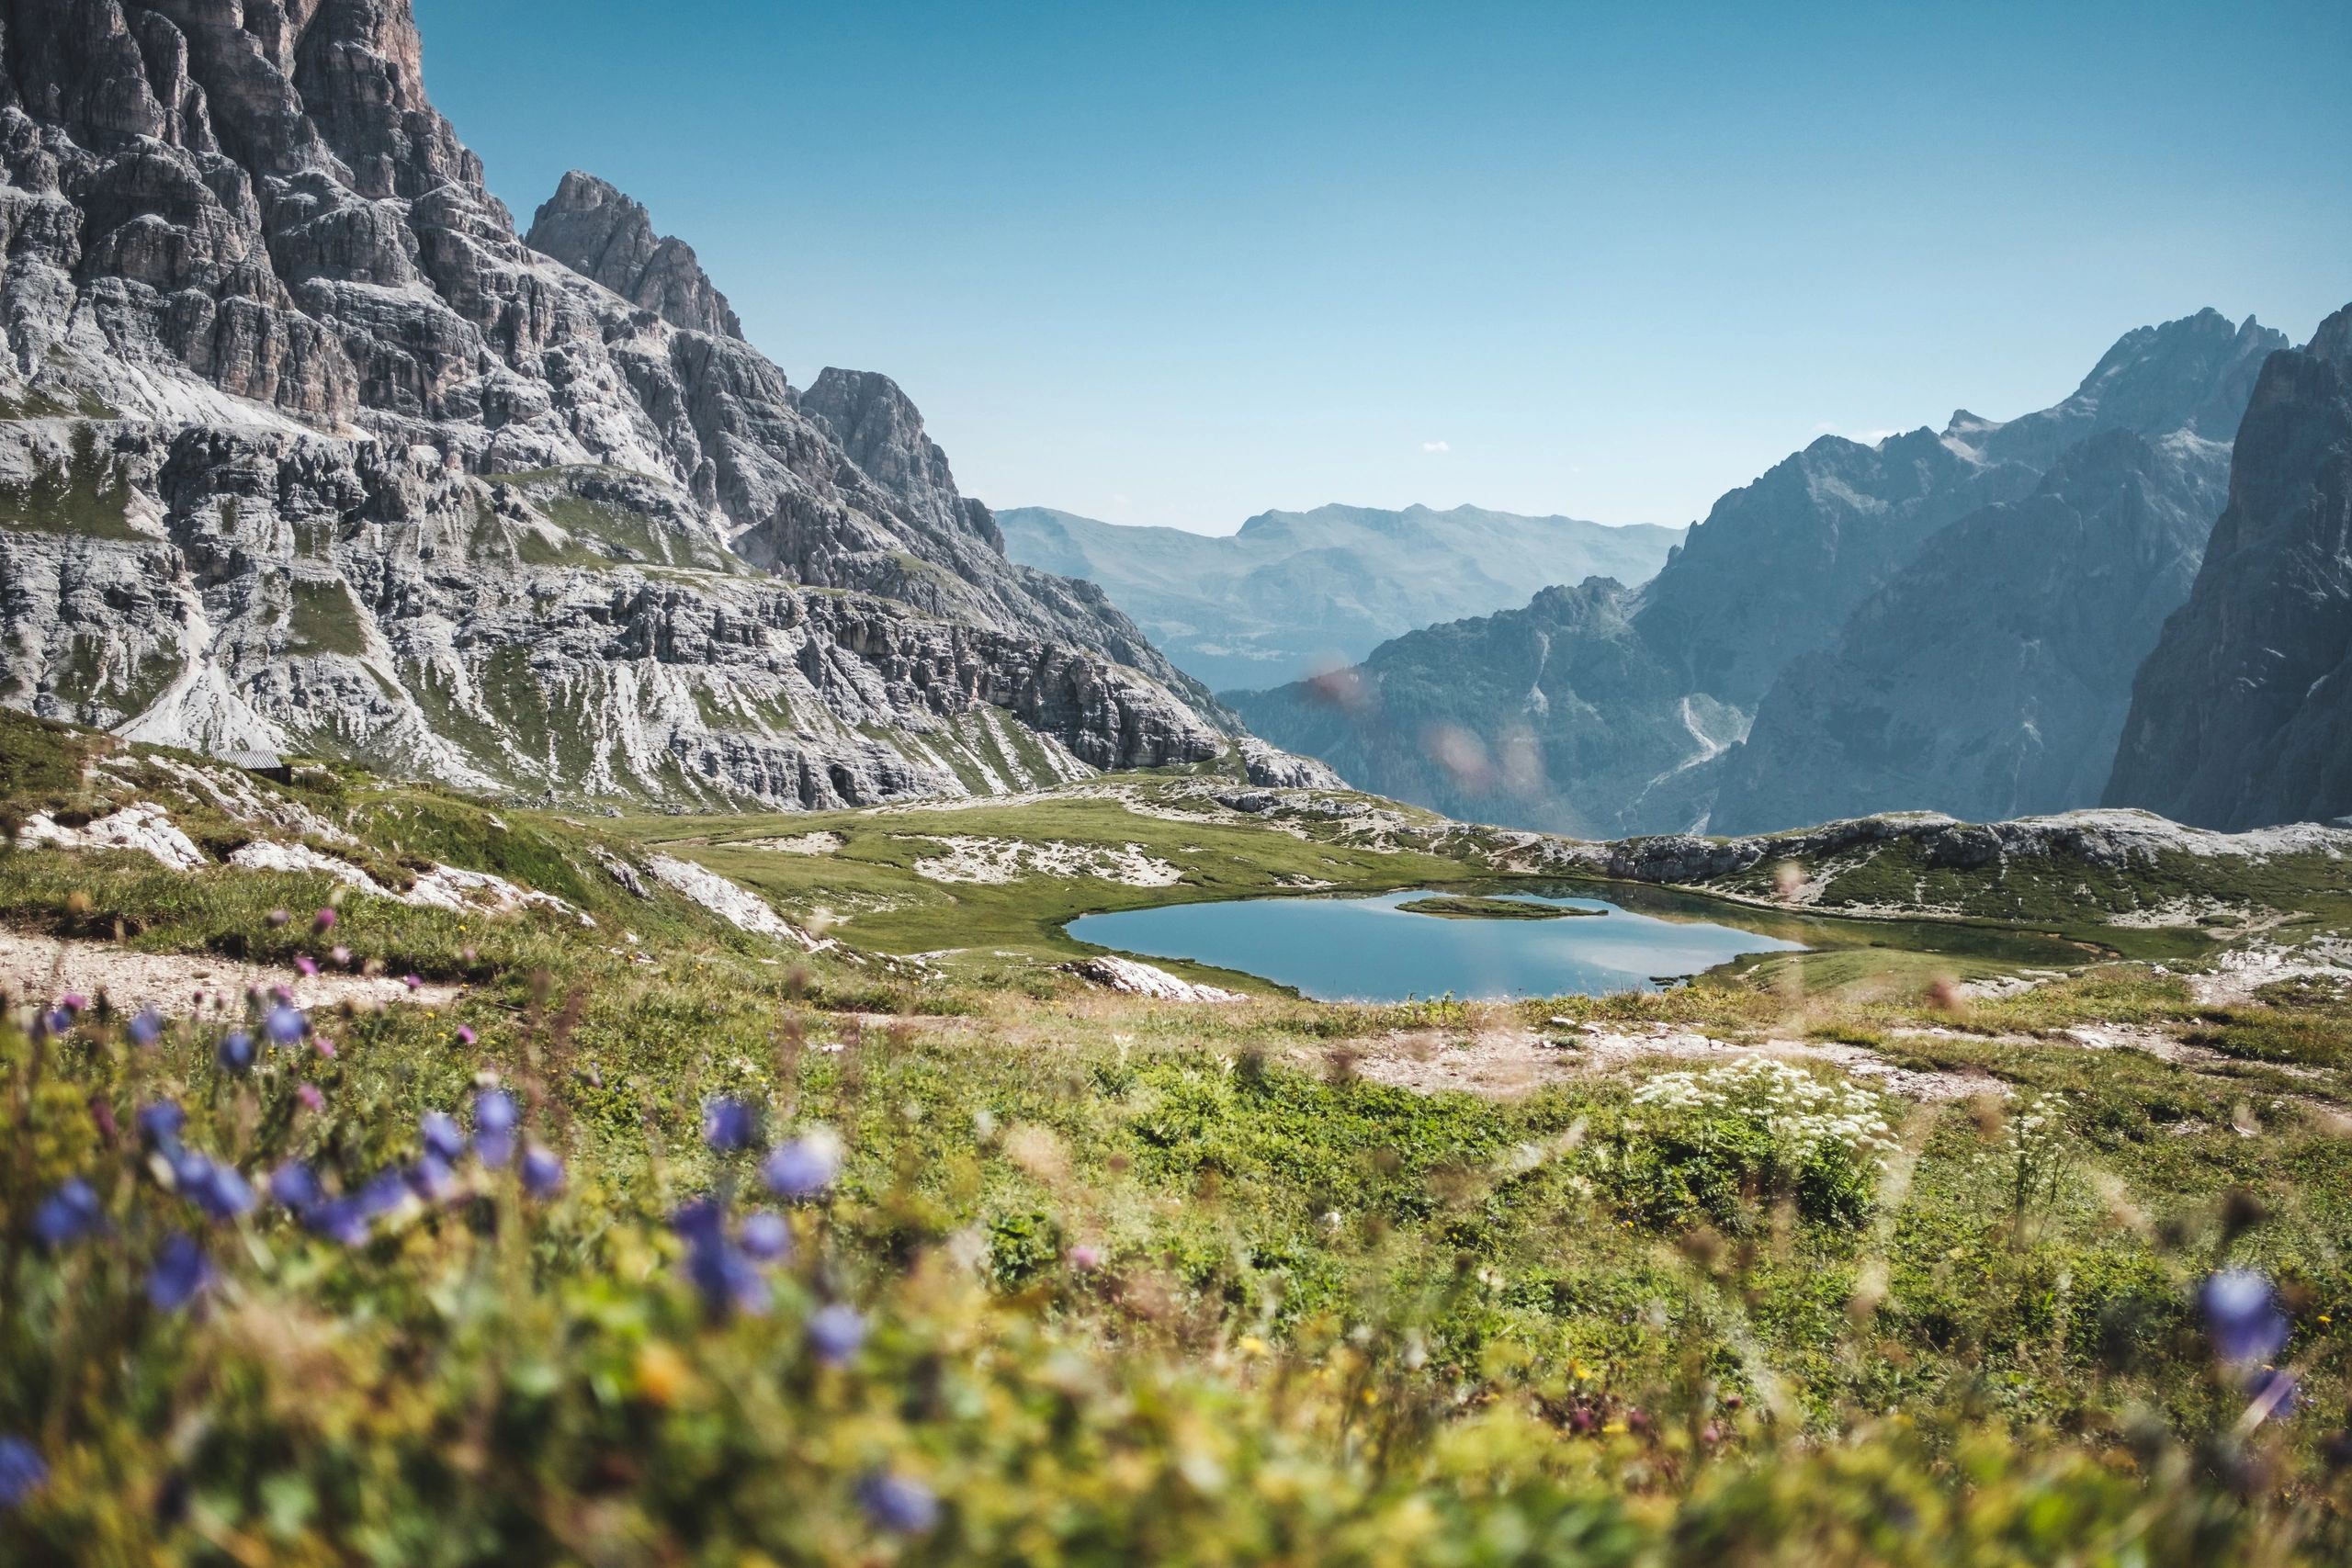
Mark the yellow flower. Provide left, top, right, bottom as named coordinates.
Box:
left=1238, top=1335, right=1270, bottom=1357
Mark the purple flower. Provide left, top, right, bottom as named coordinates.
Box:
left=355, top=1168, right=412, bottom=1219
left=137, top=1101, right=186, bottom=1147
left=807, top=1303, right=865, bottom=1367
left=702, top=1098, right=757, bottom=1152
left=127, top=1007, right=164, bottom=1048
left=404, top=1153, right=460, bottom=1205
left=0, top=1435, right=46, bottom=1512
left=1066, top=1245, right=1105, bottom=1272
left=857, top=1472, right=939, bottom=1535
left=269, top=1161, right=322, bottom=1212
left=295, top=955, right=320, bottom=978
left=267, top=908, right=291, bottom=929
left=33, top=1178, right=103, bottom=1249
left=264, top=1004, right=308, bottom=1047
left=59, top=993, right=86, bottom=1015
left=2203, top=1270, right=2290, bottom=1365
left=473, top=1089, right=517, bottom=1168
left=297, top=1083, right=325, bottom=1112
left=421, top=1111, right=466, bottom=1163
left=185, top=1159, right=256, bottom=1223
left=217, top=1030, right=256, bottom=1072
left=313, top=907, right=336, bottom=932
left=456, top=1024, right=478, bottom=1047
left=740, top=1211, right=793, bottom=1263
left=520, top=1145, right=565, bottom=1199
left=402, top=974, right=423, bottom=992
left=304, top=1199, right=371, bottom=1247
left=685, top=1238, right=771, bottom=1320
left=147, top=1233, right=213, bottom=1311
left=761, top=1130, right=843, bottom=1201
left=670, top=1197, right=727, bottom=1247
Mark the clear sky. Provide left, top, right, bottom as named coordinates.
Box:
left=411, top=0, right=2350, bottom=535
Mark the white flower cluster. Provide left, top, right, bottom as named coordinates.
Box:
left=1632, top=1057, right=1898, bottom=1165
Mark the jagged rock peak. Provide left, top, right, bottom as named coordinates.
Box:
left=801, top=367, right=1003, bottom=552
left=526, top=170, right=743, bottom=340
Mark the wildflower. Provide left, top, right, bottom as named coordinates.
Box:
left=33, top=1178, right=104, bottom=1249
left=147, top=1233, right=213, bottom=1311
left=702, top=1098, right=757, bottom=1152
left=1067, top=1245, right=1105, bottom=1271
left=266, top=908, right=291, bottom=928
left=0, top=1436, right=46, bottom=1512
left=686, top=1236, right=771, bottom=1319
left=313, top=907, right=336, bottom=932
left=520, top=1145, right=565, bottom=1199
left=474, top=1089, right=517, bottom=1168
left=137, top=1100, right=187, bottom=1147
left=456, top=1024, right=478, bottom=1047
left=59, top=993, right=86, bottom=1015
left=762, top=1128, right=844, bottom=1200
left=270, top=1161, right=322, bottom=1212
left=321, top=1198, right=378, bottom=1247
left=182, top=1157, right=256, bottom=1222
left=127, top=1007, right=164, bottom=1048
left=355, top=1168, right=412, bottom=1219
left=807, top=1303, right=865, bottom=1366
left=295, top=954, right=319, bottom=978
left=264, top=1004, right=308, bottom=1047
left=297, top=1083, right=325, bottom=1112
left=402, top=974, right=423, bottom=992
left=217, top=1029, right=256, bottom=1072
left=856, top=1472, right=940, bottom=1536
left=405, top=1153, right=461, bottom=1205
left=740, top=1211, right=793, bottom=1263
left=421, top=1111, right=466, bottom=1163
left=331, top=945, right=352, bottom=967
left=2204, top=1270, right=2290, bottom=1365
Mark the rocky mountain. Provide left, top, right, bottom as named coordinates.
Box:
left=0, top=0, right=1245, bottom=808
left=999, top=502, right=1682, bottom=694
left=1711, top=425, right=2233, bottom=832
left=1237, top=310, right=2282, bottom=836
left=2106, top=303, right=2352, bottom=829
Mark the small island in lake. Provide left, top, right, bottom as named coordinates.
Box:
left=1395, top=895, right=1605, bottom=921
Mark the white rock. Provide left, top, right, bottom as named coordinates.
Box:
left=645, top=854, right=813, bottom=947
left=18, top=804, right=206, bottom=872
left=1068, top=955, right=1246, bottom=1003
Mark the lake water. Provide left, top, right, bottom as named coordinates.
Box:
left=1068, top=887, right=1808, bottom=1002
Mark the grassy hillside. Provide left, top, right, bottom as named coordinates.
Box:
left=3, top=716, right=2351, bottom=1561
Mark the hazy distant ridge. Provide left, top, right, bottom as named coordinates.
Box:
left=1000, top=503, right=1684, bottom=694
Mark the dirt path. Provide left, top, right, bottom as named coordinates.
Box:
left=0, top=931, right=462, bottom=1017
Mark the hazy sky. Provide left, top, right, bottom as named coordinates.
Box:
left=412, top=0, right=2349, bottom=535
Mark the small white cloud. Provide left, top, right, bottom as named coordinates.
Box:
left=1812, top=423, right=1899, bottom=445
left=1421, top=440, right=1452, bottom=454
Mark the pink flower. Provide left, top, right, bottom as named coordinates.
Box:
left=313, top=1037, right=337, bottom=1059
left=331, top=946, right=352, bottom=967
left=403, top=975, right=423, bottom=992
left=297, top=1083, right=325, bottom=1111
left=314, top=908, right=337, bottom=932
left=295, top=955, right=320, bottom=978
left=457, top=1025, right=478, bottom=1047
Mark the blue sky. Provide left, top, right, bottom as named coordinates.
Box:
left=413, top=0, right=2350, bottom=534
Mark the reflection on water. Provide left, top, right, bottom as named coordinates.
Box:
left=1067, top=887, right=1807, bottom=1003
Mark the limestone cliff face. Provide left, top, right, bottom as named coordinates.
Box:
left=0, top=0, right=1230, bottom=805
left=2107, top=304, right=2352, bottom=829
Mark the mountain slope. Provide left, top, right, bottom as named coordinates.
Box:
left=1712, top=426, right=2233, bottom=832
left=1000, top=502, right=1682, bottom=694
left=2106, top=303, right=2352, bottom=829
left=1238, top=310, right=2282, bottom=835
left=0, top=0, right=1229, bottom=807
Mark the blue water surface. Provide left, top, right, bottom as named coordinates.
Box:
left=1068, top=889, right=1805, bottom=1002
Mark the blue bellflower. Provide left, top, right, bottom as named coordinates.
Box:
left=33, top=1178, right=104, bottom=1249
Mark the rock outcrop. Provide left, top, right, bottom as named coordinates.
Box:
left=2106, top=304, right=2352, bottom=829
left=0, top=0, right=1228, bottom=807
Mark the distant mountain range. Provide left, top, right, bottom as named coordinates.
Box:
left=998, top=504, right=1684, bottom=694
left=1236, top=309, right=2305, bottom=836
